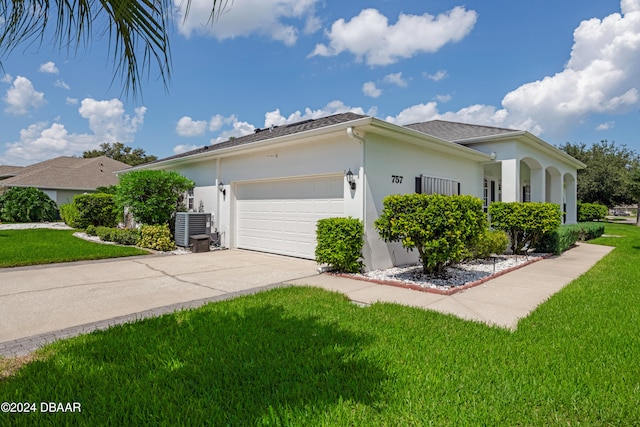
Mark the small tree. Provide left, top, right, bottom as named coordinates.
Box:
left=0, top=187, right=59, bottom=222
left=374, top=194, right=486, bottom=275
left=488, top=202, right=561, bottom=254
left=115, top=170, right=194, bottom=226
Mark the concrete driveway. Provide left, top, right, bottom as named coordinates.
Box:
left=0, top=249, right=319, bottom=355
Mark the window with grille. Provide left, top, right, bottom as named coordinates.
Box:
left=415, top=175, right=460, bottom=196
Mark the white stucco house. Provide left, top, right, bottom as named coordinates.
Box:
left=122, top=113, right=584, bottom=271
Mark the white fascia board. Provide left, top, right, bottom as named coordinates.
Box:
left=459, top=131, right=586, bottom=169
left=362, top=118, right=493, bottom=162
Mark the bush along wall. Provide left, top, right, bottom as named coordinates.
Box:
left=315, top=217, right=364, bottom=273
left=488, top=202, right=561, bottom=255
left=0, top=187, right=59, bottom=222
left=537, top=222, right=606, bottom=255
left=578, top=202, right=608, bottom=222
left=374, top=194, right=486, bottom=275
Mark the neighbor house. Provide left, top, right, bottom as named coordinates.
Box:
left=121, top=113, right=584, bottom=271
left=0, top=156, right=130, bottom=206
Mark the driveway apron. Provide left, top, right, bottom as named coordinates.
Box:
left=0, top=250, right=319, bottom=352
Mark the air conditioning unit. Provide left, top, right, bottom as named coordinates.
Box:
left=175, top=212, right=212, bottom=247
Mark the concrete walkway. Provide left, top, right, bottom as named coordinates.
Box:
left=293, top=242, right=614, bottom=329
left=0, top=243, right=613, bottom=358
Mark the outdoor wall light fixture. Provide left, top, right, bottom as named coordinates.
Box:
left=346, top=169, right=356, bottom=190
left=218, top=182, right=226, bottom=196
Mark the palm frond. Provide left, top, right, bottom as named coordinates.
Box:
left=0, top=0, right=229, bottom=99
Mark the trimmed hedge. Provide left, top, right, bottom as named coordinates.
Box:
left=73, top=193, right=119, bottom=228
left=315, top=217, right=364, bottom=273
left=94, top=226, right=140, bottom=246
left=488, top=202, right=561, bottom=255
left=578, top=202, right=608, bottom=222
left=537, top=222, right=606, bottom=255
left=465, top=229, right=509, bottom=260
left=374, top=194, right=486, bottom=274
left=59, top=203, right=81, bottom=228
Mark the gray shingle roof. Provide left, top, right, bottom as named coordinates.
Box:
left=405, top=120, right=519, bottom=142
left=151, top=112, right=368, bottom=164
left=0, top=156, right=130, bottom=190
left=0, top=165, right=24, bottom=179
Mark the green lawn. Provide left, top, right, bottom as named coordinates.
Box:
left=0, top=229, right=149, bottom=268
left=0, top=223, right=639, bottom=425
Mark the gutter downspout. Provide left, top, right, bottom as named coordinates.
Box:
left=347, top=126, right=368, bottom=265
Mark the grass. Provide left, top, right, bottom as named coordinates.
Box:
left=0, top=223, right=639, bottom=425
left=0, top=229, right=149, bottom=268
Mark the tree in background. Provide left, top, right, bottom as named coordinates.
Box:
left=115, top=170, right=194, bottom=227
left=83, top=143, right=158, bottom=166
left=558, top=140, right=640, bottom=207
left=628, top=168, right=640, bottom=226
left=0, top=0, right=230, bottom=97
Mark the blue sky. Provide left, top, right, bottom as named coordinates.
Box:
left=2, top=0, right=639, bottom=166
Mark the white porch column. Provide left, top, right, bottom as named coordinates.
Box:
left=548, top=173, right=563, bottom=206
left=530, top=167, right=545, bottom=202
left=564, top=174, right=578, bottom=224
left=501, top=159, right=518, bottom=202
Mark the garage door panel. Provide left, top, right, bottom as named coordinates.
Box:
left=236, top=176, right=345, bottom=259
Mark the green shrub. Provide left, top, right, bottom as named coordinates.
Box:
left=465, top=229, right=509, bottom=260
left=59, top=203, right=81, bottom=228
left=115, top=170, right=194, bottom=226
left=488, top=202, right=561, bottom=254
left=0, top=187, right=59, bottom=222
left=85, top=225, right=97, bottom=236
left=138, top=224, right=176, bottom=251
left=578, top=202, right=608, bottom=222
left=95, top=226, right=116, bottom=242
left=537, top=222, right=606, bottom=255
left=579, top=222, right=605, bottom=240
left=110, top=228, right=140, bottom=246
left=73, top=193, right=119, bottom=228
left=315, top=217, right=364, bottom=273
left=374, top=194, right=486, bottom=275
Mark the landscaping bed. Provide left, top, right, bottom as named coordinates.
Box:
left=344, top=252, right=549, bottom=295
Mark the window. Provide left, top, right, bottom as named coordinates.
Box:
left=416, top=175, right=460, bottom=196
left=483, top=179, right=489, bottom=212
left=187, top=188, right=195, bottom=211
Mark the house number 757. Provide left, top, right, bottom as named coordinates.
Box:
left=391, top=175, right=403, bottom=184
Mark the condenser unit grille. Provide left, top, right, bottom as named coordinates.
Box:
left=175, top=212, right=212, bottom=247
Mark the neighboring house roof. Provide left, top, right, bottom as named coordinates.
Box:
left=0, top=165, right=24, bottom=180
left=0, top=156, right=130, bottom=191
left=405, top=120, right=520, bottom=142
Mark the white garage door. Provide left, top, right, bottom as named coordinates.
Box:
left=236, top=176, right=344, bottom=259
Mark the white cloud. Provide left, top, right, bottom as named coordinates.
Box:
left=383, top=72, right=408, bottom=87
left=209, top=114, right=237, bottom=131
left=54, top=79, right=70, bottom=90
left=264, top=100, right=366, bottom=127
left=3, top=76, right=45, bottom=115
left=66, top=97, right=79, bottom=105
left=425, top=70, right=448, bottom=81
left=174, top=0, right=320, bottom=46
left=500, top=1, right=640, bottom=136
left=0, top=121, right=97, bottom=166
left=173, top=144, right=205, bottom=154
left=78, top=98, right=146, bottom=143
left=434, top=94, right=452, bottom=103
left=39, top=61, right=59, bottom=74
left=1, top=74, right=12, bottom=83
left=596, top=121, right=615, bottom=130
left=176, top=116, right=208, bottom=136
left=385, top=102, right=515, bottom=131
left=211, top=119, right=256, bottom=143
left=362, top=81, right=382, bottom=98
left=310, top=7, right=477, bottom=65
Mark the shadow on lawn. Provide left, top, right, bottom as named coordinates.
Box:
left=1, top=303, right=386, bottom=425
